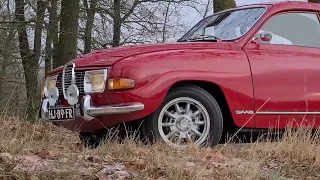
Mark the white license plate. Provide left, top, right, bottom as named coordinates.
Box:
left=48, top=107, right=75, bottom=121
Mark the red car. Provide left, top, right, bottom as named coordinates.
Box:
left=40, top=1, right=320, bottom=147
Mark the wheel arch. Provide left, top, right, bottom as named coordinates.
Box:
left=168, top=80, right=237, bottom=132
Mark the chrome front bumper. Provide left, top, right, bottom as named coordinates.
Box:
left=41, top=95, right=145, bottom=122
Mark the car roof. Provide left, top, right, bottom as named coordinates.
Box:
left=238, top=1, right=310, bottom=6
left=238, top=1, right=319, bottom=7
left=236, top=1, right=320, bottom=11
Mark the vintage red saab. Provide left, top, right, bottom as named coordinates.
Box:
left=40, top=1, right=320, bottom=148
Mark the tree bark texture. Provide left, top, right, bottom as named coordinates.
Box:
left=112, top=0, right=121, bottom=47
left=55, top=0, right=80, bottom=68
left=15, top=0, right=41, bottom=119
left=50, top=0, right=59, bottom=69
left=84, top=0, right=98, bottom=54
left=214, top=0, right=236, bottom=13
left=45, top=0, right=58, bottom=73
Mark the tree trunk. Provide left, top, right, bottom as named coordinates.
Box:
left=83, top=0, right=98, bottom=54
left=54, top=0, right=80, bottom=68
left=15, top=0, right=40, bottom=120
left=214, top=0, right=236, bottom=13
left=34, top=1, right=46, bottom=63
left=45, top=3, right=53, bottom=73
left=162, top=1, right=171, bottom=43
left=0, top=25, right=15, bottom=98
left=0, top=2, right=15, bottom=99
left=45, top=0, right=59, bottom=73
left=50, top=0, right=59, bottom=69
left=112, top=0, right=121, bottom=47
left=44, top=24, right=52, bottom=74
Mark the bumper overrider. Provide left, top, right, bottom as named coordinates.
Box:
left=40, top=63, right=144, bottom=123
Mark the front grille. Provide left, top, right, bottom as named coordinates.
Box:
left=63, top=65, right=73, bottom=95
left=56, top=71, right=85, bottom=97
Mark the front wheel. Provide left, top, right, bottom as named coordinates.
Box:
left=142, top=84, right=223, bottom=148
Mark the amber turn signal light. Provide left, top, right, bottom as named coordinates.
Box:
left=108, top=78, right=135, bottom=90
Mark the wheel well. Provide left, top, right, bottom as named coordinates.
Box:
left=170, top=81, right=237, bottom=132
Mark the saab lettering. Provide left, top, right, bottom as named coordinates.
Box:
left=236, top=110, right=254, bottom=115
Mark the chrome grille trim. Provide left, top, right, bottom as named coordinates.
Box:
left=56, top=71, right=85, bottom=96
left=56, top=63, right=86, bottom=98
left=62, top=63, right=75, bottom=99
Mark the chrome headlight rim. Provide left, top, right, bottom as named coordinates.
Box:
left=43, top=74, right=58, bottom=98
left=84, top=69, right=108, bottom=94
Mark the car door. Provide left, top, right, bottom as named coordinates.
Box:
left=243, top=11, right=320, bottom=129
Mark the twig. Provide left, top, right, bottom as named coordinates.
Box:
left=219, top=97, right=271, bottom=151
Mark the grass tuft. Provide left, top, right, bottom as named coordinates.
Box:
left=0, top=116, right=318, bottom=179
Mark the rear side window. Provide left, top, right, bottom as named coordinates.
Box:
left=258, top=12, right=320, bottom=48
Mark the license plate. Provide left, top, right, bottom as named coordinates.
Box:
left=48, top=107, right=75, bottom=121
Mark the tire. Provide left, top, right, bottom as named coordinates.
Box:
left=142, top=84, right=223, bottom=147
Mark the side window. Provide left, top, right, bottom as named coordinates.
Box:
left=257, top=12, right=320, bottom=48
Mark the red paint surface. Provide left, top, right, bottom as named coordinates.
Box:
left=49, top=2, right=320, bottom=132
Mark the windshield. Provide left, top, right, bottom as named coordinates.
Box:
left=178, top=7, right=267, bottom=42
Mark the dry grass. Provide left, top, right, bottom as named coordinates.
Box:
left=0, top=117, right=319, bottom=180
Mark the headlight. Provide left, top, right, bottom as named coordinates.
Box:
left=84, top=69, right=108, bottom=93
left=42, top=75, right=58, bottom=97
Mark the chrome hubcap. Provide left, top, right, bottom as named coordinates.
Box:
left=176, top=116, right=192, bottom=132
left=158, top=97, right=210, bottom=147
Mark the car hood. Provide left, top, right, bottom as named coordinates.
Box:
left=71, top=42, right=233, bottom=68
left=49, top=42, right=233, bottom=75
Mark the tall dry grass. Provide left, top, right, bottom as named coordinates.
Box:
left=0, top=116, right=318, bottom=180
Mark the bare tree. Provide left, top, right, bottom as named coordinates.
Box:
left=45, top=0, right=59, bottom=73
left=0, top=1, right=16, bottom=98
left=15, top=0, right=46, bottom=119
left=55, top=0, right=80, bottom=68
left=162, top=0, right=172, bottom=43
left=98, top=0, right=195, bottom=47
left=83, top=0, right=98, bottom=54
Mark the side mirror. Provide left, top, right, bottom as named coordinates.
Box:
left=260, top=31, right=272, bottom=42
left=253, top=31, right=272, bottom=43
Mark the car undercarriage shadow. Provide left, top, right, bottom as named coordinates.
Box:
left=80, top=121, right=288, bottom=149
left=218, top=130, right=285, bottom=145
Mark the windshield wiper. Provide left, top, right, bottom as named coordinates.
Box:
left=180, top=34, right=221, bottom=42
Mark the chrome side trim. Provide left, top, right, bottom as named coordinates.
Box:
left=256, top=111, right=320, bottom=115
